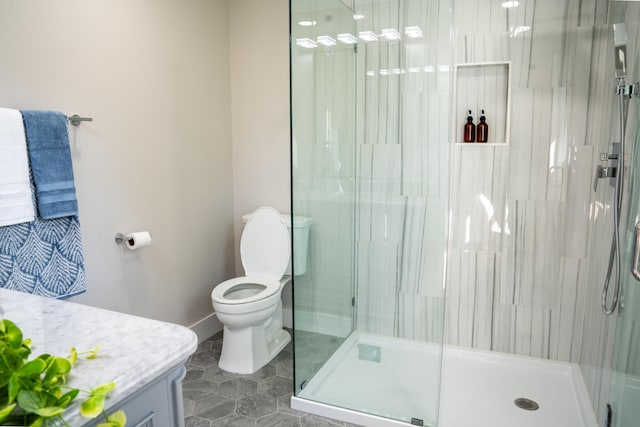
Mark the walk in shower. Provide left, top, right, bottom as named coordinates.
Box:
left=290, top=0, right=640, bottom=426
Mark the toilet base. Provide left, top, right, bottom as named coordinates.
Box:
left=218, top=302, right=291, bottom=374
left=218, top=327, right=291, bottom=374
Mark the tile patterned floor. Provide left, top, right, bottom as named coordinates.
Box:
left=183, top=331, right=359, bottom=427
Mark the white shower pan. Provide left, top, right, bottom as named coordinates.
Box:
left=292, top=332, right=598, bottom=427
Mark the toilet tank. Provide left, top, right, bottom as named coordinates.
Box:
left=242, top=212, right=312, bottom=276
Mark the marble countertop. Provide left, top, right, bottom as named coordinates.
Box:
left=0, top=288, right=198, bottom=426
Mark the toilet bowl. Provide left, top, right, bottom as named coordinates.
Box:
left=211, top=206, right=292, bottom=374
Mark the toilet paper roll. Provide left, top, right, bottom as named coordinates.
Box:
left=125, top=231, right=152, bottom=250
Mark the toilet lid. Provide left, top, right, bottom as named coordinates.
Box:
left=241, top=207, right=290, bottom=281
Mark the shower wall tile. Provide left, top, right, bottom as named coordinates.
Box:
left=453, top=0, right=509, bottom=38
left=450, top=145, right=508, bottom=252
left=454, top=34, right=510, bottom=65
left=563, top=145, right=594, bottom=258
left=500, top=200, right=564, bottom=310
left=505, top=88, right=570, bottom=202
left=527, top=0, right=571, bottom=88
left=401, top=90, right=450, bottom=198
left=514, top=306, right=553, bottom=358
left=491, top=302, right=517, bottom=354
left=444, top=249, right=498, bottom=350
left=398, top=293, right=445, bottom=342
left=505, top=88, right=535, bottom=200
left=355, top=241, right=400, bottom=336
left=444, top=249, right=475, bottom=347
left=565, top=29, right=594, bottom=145
left=552, top=258, right=583, bottom=361
left=398, top=196, right=447, bottom=297
left=527, top=88, right=558, bottom=201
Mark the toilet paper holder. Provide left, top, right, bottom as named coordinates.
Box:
left=114, top=233, right=132, bottom=245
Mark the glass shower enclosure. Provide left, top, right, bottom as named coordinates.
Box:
left=290, top=0, right=449, bottom=425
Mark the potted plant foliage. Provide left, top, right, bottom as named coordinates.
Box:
left=0, top=319, right=126, bottom=426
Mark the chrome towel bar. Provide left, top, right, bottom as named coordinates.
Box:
left=67, top=114, right=93, bottom=127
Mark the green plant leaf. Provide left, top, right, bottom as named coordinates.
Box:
left=79, top=381, right=115, bottom=418
left=18, top=359, right=47, bottom=378
left=96, top=410, right=126, bottom=427
left=55, top=389, right=79, bottom=408
left=43, top=357, right=71, bottom=387
left=1, top=320, right=124, bottom=425
left=0, top=403, right=16, bottom=422
left=32, top=406, right=64, bottom=417
left=17, top=390, right=45, bottom=413
left=7, top=374, right=19, bottom=402
left=92, top=382, right=116, bottom=396
left=3, top=322, right=23, bottom=350
left=80, top=393, right=105, bottom=418
left=85, top=345, right=101, bottom=360
left=28, top=416, right=43, bottom=427
left=68, top=347, right=77, bottom=366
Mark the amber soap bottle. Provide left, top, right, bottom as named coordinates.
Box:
left=477, top=109, right=488, bottom=143
left=463, top=110, right=475, bottom=143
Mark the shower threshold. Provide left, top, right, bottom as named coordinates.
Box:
left=291, top=331, right=598, bottom=427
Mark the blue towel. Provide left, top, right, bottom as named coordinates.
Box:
left=21, top=110, right=78, bottom=219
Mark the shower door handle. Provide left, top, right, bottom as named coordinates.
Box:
left=632, top=223, right=640, bottom=281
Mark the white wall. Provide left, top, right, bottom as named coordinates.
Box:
left=229, top=0, right=291, bottom=303
left=0, top=0, right=235, bottom=329
left=230, top=0, right=291, bottom=262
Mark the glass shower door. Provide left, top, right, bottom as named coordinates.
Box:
left=290, top=0, right=357, bottom=394
left=608, top=3, right=640, bottom=425
left=610, top=101, right=640, bottom=427
left=291, top=0, right=448, bottom=425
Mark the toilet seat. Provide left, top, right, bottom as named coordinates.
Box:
left=212, top=276, right=280, bottom=305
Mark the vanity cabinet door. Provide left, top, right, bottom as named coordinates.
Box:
left=84, top=364, right=187, bottom=427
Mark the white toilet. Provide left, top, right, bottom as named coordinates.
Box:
left=211, top=206, right=312, bottom=374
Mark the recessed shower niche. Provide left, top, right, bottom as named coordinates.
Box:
left=453, top=61, right=511, bottom=145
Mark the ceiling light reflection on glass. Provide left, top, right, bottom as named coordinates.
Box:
left=353, top=14, right=365, bottom=20
left=379, top=69, right=390, bottom=75
left=424, top=65, right=435, bottom=72
left=366, top=71, right=376, bottom=76
left=392, top=68, right=405, bottom=74
left=381, top=28, right=401, bottom=40
left=501, top=0, right=519, bottom=7
left=317, top=35, right=336, bottom=46
left=296, top=38, right=317, bottom=49
left=359, top=31, right=378, bottom=42
left=510, top=25, right=530, bottom=37
left=338, top=33, right=358, bottom=44
left=405, top=26, right=423, bottom=38
left=298, top=20, right=316, bottom=26
left=408, top=67, right=421, bottom=73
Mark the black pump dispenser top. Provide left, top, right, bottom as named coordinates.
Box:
left=467, top=110, right=473, bottom=123
left=480, top=109, right=486, bottom=122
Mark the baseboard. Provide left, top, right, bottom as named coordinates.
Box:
left=293, top=309, right=351, bottom=337
left=189, top=309, right=349, bottom=342
left=189, top=312, right=223, bottom=343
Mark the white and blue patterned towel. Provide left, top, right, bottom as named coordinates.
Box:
left=0, top=167, right=85, bottom=298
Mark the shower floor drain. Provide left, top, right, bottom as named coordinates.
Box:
left=514, top=397, right=539, bottom=411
